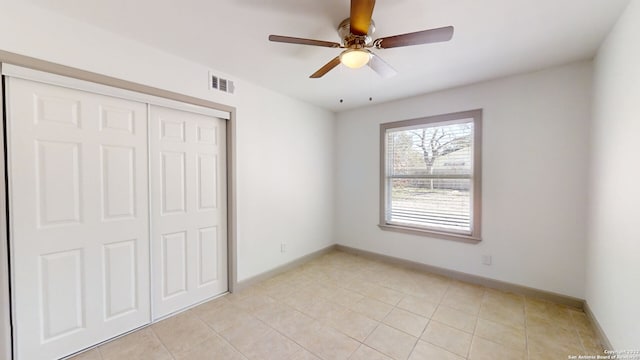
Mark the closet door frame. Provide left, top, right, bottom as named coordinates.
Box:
left=0, top=66, right=13, bottom=360
left=0, top=54, right=238, bottom=359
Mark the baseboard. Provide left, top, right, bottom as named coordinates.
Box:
left=584, top=302, right=614, bottom=351
left=234, top=244, right=337, bottom=292
left=233, top=243, right=585, bottom=309
left=336, top=244, right=585, bottom=309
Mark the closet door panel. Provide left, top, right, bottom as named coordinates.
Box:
left=150, top=105, right=227, bottom=319
left=7, top=78, right=150, bottom=360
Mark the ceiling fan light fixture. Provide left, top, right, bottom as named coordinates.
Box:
left=339, top=49, right=371, bottom=69
left=268, top=1, right=454, bottom=78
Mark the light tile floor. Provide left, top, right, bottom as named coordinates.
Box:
left=71, top=251, right=604, bottom=360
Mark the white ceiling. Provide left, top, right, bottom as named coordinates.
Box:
left=26, top=0, right=630, bottom=111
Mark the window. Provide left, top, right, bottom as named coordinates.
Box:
left=380, top=109, right=482, bottom=242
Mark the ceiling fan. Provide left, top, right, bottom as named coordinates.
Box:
left=268, top=0, right=454, bottom=79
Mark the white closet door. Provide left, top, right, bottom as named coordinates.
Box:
left=150, top=105, right=227, bottom=319
left=7, top=78, right=150, bottom=360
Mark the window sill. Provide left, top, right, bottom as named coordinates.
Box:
left=378, top=223, right=481, bottom=244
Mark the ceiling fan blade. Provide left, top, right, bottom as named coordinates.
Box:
left=368, top=52, right=397, bottom=78
left=350, top=0, right=376, bottom=36
left=375, top=26, right=454, bottom=49
left=269, top=35, right=341, bottom=48
left=310, top=56, right=342, bottom=78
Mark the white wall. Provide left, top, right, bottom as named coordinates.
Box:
left=336, top=61, right=592, bottom=298
left=234, top=84, right=335, bottom=280
left=587, top=0, right=640, bottom=350
left=0, top=1, right=335, bottom=282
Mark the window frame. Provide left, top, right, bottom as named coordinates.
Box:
left=379, top=109, right=483, bottom=243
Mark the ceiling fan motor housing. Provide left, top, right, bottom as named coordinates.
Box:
left=338, top=18, right=375, bottom=48
left=267, top=0, right=453, bottom=78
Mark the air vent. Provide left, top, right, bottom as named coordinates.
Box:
left=210, top=75, right=219, bottom=90
left=209, top=72, right=235, bottom=94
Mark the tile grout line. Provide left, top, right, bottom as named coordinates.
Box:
left=408, top=279, right=458, bottom=359
left=149, top=326, right=178, bottom=360
left=420, top=320, right=475, bottom=358
left=408, top=314, right=432, bottom=359
left=247, top=293, right=354, bottom=360
left=466, top=289, right=484, bottom=359
left=190, top=300, right=252, bottom=359
left=523, top=299, right=530, bottom=360
left=569, top=310, right=589, bottom=355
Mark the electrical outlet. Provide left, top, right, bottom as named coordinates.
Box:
left=281, top=243, right=287, bottom=253
left=482, top=255, right=492, bottom=265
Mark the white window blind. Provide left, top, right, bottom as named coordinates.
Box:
left=380, top=110, right=482, bottom=241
